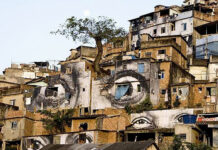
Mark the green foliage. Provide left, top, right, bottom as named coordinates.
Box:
left=54, top=16, right=127, bottom=75
left=157, top=103, right=164, bottom=110
left=124, top=97, right=152, bottom=114
left=169, top=135, right=184, bottom=150
left=185, top=143, right=212, bottom=150
left=38, top=109, right=74, bottom=134
left=54, top=16, right=127, bottom=43
left=168, top=135, right=212, bottom=150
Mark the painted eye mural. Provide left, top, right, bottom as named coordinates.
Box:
left=173, top=113, right=189, bottom=124
left=131, top=117, right=155, bottom=129
left=27, top=66, right=81, bottom=111
left=101, top=70, right=149, bottom=107
left=23, top=136, right=52, bottom=150
left=65, top=133, right=93, bottom=144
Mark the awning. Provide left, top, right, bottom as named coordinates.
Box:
left=115, top=85, right=129, bottom=100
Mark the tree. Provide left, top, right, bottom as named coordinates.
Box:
left=39, top=109, right=74, bottom=134
left=124, top=97, right=153, bottom=114
left=54, top=16, right=127, bottom=76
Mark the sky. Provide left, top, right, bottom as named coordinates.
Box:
left=0, top=0, right=182, bottom=74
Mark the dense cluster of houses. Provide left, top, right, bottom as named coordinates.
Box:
left=1, top=0, right=218, bottom=149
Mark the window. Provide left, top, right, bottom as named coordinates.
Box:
left=10, top=99, right=15, bottom=106
left=84, top=107, right=89, bottom=113
left=198, top=88, right=202, bottom=93
left=158, top=49, right=166, bottom=54
left=178, top=134, right=186, bottom=140
left=45, top=87, right=58, bottom=97
left=11, top=121, right=17, bottom=129
left=171, top=24, right=175, bottom=31
left=66, top=67, right=72, bottom=74
left=79, top=133, right=86, bottom=143
left=83, top=88, right=85, bottom=92
left=93, top=109, right=97, bottom=114
left=123, top=64, right=127, bottom=70
left=161, top=27, right=166, bottom=34
left=183, top=23, right=187, bottom=31
left=173, top=88, right=177, bottom=93
left=79, top=123, right=88, bottom=131
left=158, top=71, right=165, bottom=79
left=161, top=90, right=166, bottom=94
left=138, top=63, right=145, bottom=73
left=111, top=70, right=115, bottom=75
left=137, top=84, right=141, bottom=92
left=25, top=98, right=31, bottom=105
left=146, top=52, right=152, bottom=57
left=153, top=29, right=157, bottom=34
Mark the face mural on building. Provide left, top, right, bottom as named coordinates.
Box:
left=101, top=70, right=149, bottom=107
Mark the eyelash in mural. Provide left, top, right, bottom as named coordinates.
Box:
left=101, top=70, right=149, bottom=106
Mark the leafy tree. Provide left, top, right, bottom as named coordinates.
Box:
left=124, top=97, right=152, bottom=114
left=54, top=16, right=127, bottom=76
left=38, top=109, right=74, bottom=134
left=168, top=136, right=212, bottom=150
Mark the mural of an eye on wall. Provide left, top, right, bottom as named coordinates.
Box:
left=173, top=113, right=190, bottom=124
left=23, top=136, right=52, bottom=150
left=131, top=117, right=155, bottom=129
left=101, top=70, right=149, bottom=107
left=27, top=67, right=81, bottom=111
left=65, top=133, right=93, bottom=144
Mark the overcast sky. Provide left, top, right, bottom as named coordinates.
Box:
left=0, top=0, right=182, bottom=74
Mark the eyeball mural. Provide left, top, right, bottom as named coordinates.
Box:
left=101, top=70, right=149, bottom=107
left=132, top=117, right=155, bottom=129
left=65, top=132, right=93, bottom=144
left=26, top=64, right=88, bottom=111
left=23, top=136, right=52, bottom=150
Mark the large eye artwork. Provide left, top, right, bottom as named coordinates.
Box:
left=66, top=133, right=93, bottom=144
left=132, top=117, right=155, bottom=129
left=30, top=67, right=81, bottom=110
left=174, top=113, right=189, bottom=124
left=101, top=70, right=149, bottom=107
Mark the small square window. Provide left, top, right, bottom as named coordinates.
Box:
left=93, top=109, right=97, bottom=114
left=161, top=90, right=166, bottom=94
left=179, top=134, right=186, bottom=140
left=123, top=64, right=127, bottom=70
left=10, top=100, right=15, bottom=106
left=146, top=52, right=152, bottom=57
left=84, top=107, right=89, bottom=113
left=137, top=84, right=141, bottom=92
left=11, top=121, right=17, bottom=129
left=173, top=88, right=177, bottom=93
left=83, top=88, right=85, bottom=92
left=198, top=88, right=202, bottom=93
left=158, top=50, right=166, bottom=54
left=161, top=27, right=166, bottom=34
left=138, top=63, right=144, bottom=73
left=183, top=23, right=187, bottom=31
left=153, top=29, right=157, bottom=34
left=158, top=71, right=165, bottom=79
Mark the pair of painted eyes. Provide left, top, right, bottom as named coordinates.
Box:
left=132, top=117, right=152, bottom=125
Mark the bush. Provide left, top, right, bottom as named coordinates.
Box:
left=124, top=97, right=152, bottom=114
